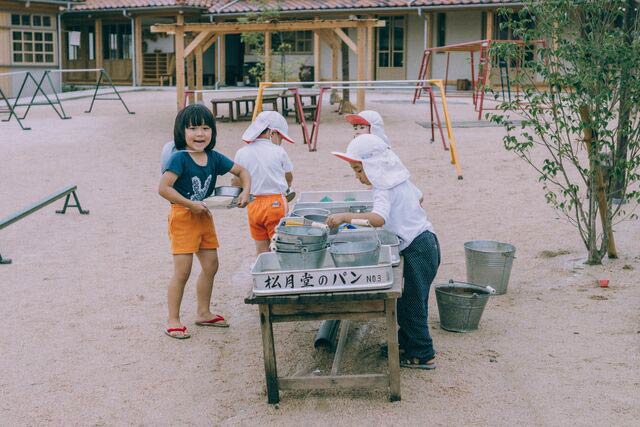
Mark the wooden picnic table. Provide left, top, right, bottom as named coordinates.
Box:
left=234, top=93, right=280, bottom=121
left=245, top=259, right=404, bottom=404
left=210, top=95, right=236, bottom=122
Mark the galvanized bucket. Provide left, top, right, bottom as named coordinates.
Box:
left=276, top=247, right=327, bottom=270
left=464, top=240, right=516, bottom=295
left=435, top=280, right=496, bottom=332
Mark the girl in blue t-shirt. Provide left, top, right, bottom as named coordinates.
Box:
left=159, top=104, right=251, bottom=339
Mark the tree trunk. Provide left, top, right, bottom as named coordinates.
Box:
left=339, top=38, right=356, bottom=113
left=579, top=105, right=617, bottom=264
left=612, top=0, right=637, bottom=202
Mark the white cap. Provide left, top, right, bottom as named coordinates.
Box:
left=331, top=134, right=409, bottom=190
left=241, top=111, right=295, bottom=144
left=345, top=110, right=390, bottom=145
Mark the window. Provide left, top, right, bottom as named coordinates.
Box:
left=11, top=14, right=53, bottom=28
left=495, top=12, right=535, bottom=65
left=436, top=13, right=446, bottom=47
left=271, top=31, right=312, bottom=53
left=10, top=14, right=56, bottom=65
left=377, top=16, right=405, bottom=68
left=103, top=24, right=132, bottom=60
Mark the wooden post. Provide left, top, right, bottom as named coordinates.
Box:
left=427, top=13, right=433, bottom=78
left=186, top=48, right=195, bottom=104
left=385, top=299, right=401, bottom=402
left=331, top=40, right=339, bottom=81
left=218, top=35, right=226, bottom=85
left=95, top=19, right=103, bottom=70
left=313, top=30, right=321, bottom=82
left=258, top=304, right=279, bottom=404
left=367, top=25, right=374, bottom=80
left=175, top=14, right=185, bottom=110
left=486, top=10, right=494, bottom=40
left=134, top=16, right=143, bottom=86
left=195, top=45, right=203, bottom=102
left=264, top=31, right=271, bottom=82
left=356, top=25, right=366, bottom=110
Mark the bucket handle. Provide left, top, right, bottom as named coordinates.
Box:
left=348, top=219, right=382, bottom=247
left=447, top=279, right=497, bottom=294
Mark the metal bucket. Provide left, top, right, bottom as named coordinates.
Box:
left=329, top=240, right=380, bottom=267
left=273, top=239, right=328, bottom=253
left=290, top=208, right=331, bottom=218
left=276, top=247, right=327, bottom=270
left=464, top=240, right=516, bottom=295
left=435, top=280, right=495, bottom=332
left=275, top=225, right=328, bottom=245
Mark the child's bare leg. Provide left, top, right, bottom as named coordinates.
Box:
left=167, top=254, right=193, bottom=336
left=194, top=249, right=219, bottom=321
left=255, top=240, right=270, bottom=255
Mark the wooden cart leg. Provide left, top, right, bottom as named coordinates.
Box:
left=385, top=299, right=401, bottom=402
left=259, top=304, right=279, bottom=404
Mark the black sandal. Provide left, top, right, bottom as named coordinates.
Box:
left=380, top=344, right=405, bottom=357
left=400, top=356, right=436, bottom=370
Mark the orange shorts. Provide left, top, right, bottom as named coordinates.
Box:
left=168, top=204, right=219, bottom=254
left=247, top=194, right=287, bottom=241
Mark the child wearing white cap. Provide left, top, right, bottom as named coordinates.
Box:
left=344, top=110, right=390, bottom=145
left=327, top=134, right=440, bottom=370
left=234, top=111, right=295, bottom=254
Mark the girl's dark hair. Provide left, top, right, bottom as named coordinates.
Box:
left=173, top=104, right=217, bottom=151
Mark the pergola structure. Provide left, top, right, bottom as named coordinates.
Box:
left=150, top=18, right=385, bottom=110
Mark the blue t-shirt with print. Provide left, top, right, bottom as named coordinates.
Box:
left=164, top=150, right=234, bottom=201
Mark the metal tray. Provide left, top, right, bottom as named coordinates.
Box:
left=251, top=246, right=394, bottom=296
left=330, top=229, right=400, bottom=266
left=291, top=202, right=373, bottom=214
left=298, top=190, right=373, bottom=203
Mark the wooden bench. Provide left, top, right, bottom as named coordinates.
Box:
left=0, top=184, right=89, bottom=264
left=245, top=259, right=403, bottom=404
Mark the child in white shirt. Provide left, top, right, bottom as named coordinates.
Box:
left=328, top=134, right=440, bottom=369
left=234, top=111, right=295, bottom=254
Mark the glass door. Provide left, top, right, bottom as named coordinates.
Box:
left=376, top=16, right=406, bottom=80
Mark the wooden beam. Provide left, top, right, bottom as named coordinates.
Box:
left=175, top=14, right=185, bottom=110
left=151, top=19, right=385, bottom=35
left=313, top=29, right=321, bottom=82
left=218, top=35, right=225, bottom=85
left=195, top=45, right=203, bottom=101
left=486, top=10, right=494, bottom=40
left=184, top=30, right=213, bottom=58
left=332, top=42, right=339, bottom=81
left=134, top=16, right=143, bottom=86
left=95, top=19, right=103, bottom=70
left=356, top=25, right=366, bottom=110
left=202, top=33, right=217, bottom=53
left=187, top=52, right=195, bottom=103
left=367, top=25, right=374, bottom=80
left=264, top=31, right=271, bottom=82
left=334, top=28, right=357, bottom=53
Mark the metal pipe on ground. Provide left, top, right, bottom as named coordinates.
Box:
left=314, top=320, right=340, bottom=349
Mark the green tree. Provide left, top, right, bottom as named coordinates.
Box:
left=489, top=0, right=640, bottom=264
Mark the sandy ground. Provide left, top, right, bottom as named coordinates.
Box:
left=1, top=89, right=639, bottom=426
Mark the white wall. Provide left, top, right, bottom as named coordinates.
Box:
left=407, top=13, right=427, bottom=80
left=431, top=11, right=484, bottom=83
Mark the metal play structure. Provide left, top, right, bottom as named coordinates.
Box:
left=0, top=71, right=30, bottom=130
left=4, top=68, right=134, bottom=130
left=249, top=79, right=463, bottom=179
left=0, top=184, right=89, bottom=264
left=412, top=39, right=546, bottom=120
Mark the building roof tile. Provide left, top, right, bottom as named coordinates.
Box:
left=71, top=0, right=521, bottom=13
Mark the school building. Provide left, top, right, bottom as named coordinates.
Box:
left=0, top=0, right=524, bottom=97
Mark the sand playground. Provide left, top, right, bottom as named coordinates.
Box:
left=1, top=89, right=639, bottom=426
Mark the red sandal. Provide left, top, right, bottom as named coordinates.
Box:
left=165, top=326, right=191, bottom=339
left=195, top=314, right=229, bottom=328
